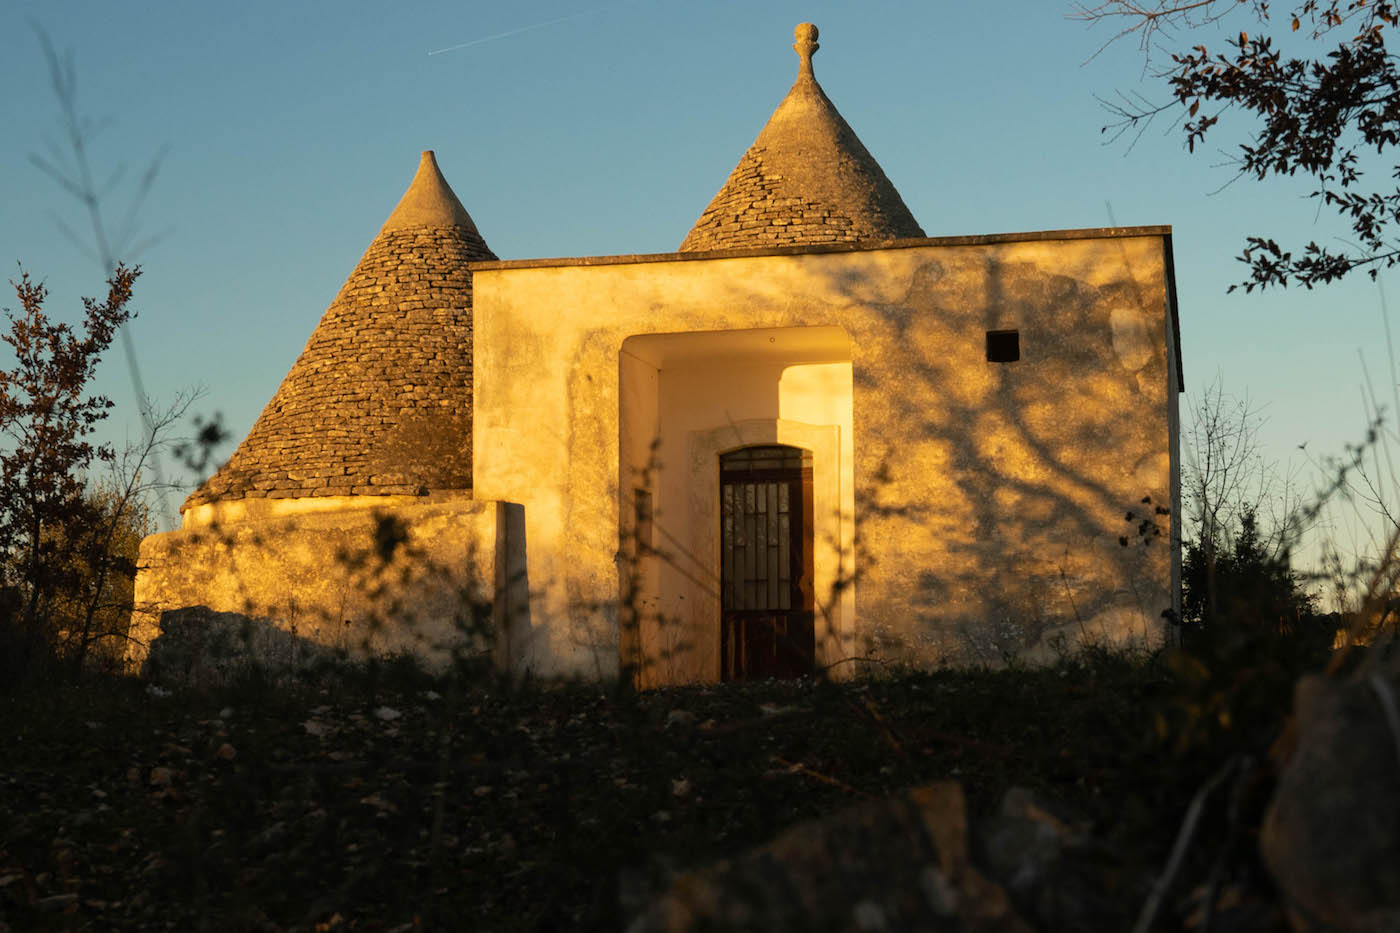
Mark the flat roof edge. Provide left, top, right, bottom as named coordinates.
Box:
left=468, top=225, right=1174, bottom=272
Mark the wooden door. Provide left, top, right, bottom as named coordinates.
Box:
left=720, top=445, right=815, bottom=680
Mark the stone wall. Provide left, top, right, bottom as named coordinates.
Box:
left=682, top=148, right=863, bottom=249
left=187, top=222, right=494, bottom=508
left=678, top=58, right=924, bottom=251
left=128, top=496, right=527, bottom=674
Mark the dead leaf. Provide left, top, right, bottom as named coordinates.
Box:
left=359, top=794, right=398, bottom=813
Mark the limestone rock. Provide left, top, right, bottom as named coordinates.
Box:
left=973, top=787, right=1134, bottom=932
left=1261, top=672, right=1400, bottom=931
left=625, top=782, right=1030, bottom=932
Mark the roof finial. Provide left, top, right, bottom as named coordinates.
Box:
left=793, top=23, right=819, bottom=79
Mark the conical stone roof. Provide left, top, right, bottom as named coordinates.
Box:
left=185, top=151, right=497, bottom=511
left=679, top=24, right=924, bottom=252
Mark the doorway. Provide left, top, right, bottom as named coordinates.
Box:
left=618, top=326, right=854, bottom=685
left=720, top=445, right=815, bottom=679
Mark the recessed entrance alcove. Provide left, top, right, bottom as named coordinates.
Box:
left=618, top=325, right=856, bottom=686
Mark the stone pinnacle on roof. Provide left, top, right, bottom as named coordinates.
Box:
left=678, top=23, right=925, bottom=252
left=794, top=21, right=818, bottom=78
left=381, top=150, right=484, bottom=235
left=185, top=150, right=497, bottom=511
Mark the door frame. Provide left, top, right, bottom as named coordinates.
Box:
left=685, top=419, right=851, bottom=681
left=719, top=445, right=816, bottom=680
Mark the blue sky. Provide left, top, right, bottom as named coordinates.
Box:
left=2, top=0, right=1395, bottom=571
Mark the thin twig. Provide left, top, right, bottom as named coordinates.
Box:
left=1367, top=674, right=1400, bottom=777
left=1133, top=755, right=1242, bottom=933
left=820, top=655, right=892, bottom=673
left=855, top=694, right=906, bottom=757
left=770, top=756, right=868, bottom=797
left=1198, top=756, right=1253, bottom=933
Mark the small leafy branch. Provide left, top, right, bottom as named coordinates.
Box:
left=1077, top=0, right=1400, bottom=290
left=0, top=265, right=136, bottom=677
left=1120, top=494, right=1172, bottom=548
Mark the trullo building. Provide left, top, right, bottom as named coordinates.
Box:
left=132, top=24, right=1184, bottom=685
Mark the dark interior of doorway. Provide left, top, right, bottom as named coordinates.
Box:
left=720, top=445, right=816, bottom=680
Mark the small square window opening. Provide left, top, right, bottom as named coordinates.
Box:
left=986, top=330, right=1020, bottom=363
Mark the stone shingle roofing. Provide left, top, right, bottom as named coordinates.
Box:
left=184, top=151, right=496, bottom=511
left=679, top=23, right=924, bottom=252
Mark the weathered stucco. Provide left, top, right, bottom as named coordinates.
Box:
left=130, top=26, right=1181, bottom=686
left=129, top=496, right=527, bottom=673
left=472, top=230, right=1181, bottom=680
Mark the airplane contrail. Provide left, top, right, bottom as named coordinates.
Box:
left=428, top=2, right=635, bottom=56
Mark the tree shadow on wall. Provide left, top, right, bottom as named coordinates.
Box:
left=137, top=508, right=518, bottom=689
left=697, top=244, right=1178, bottom=668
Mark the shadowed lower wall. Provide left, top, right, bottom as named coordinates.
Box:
left=129, top=496, right=527, bottom=673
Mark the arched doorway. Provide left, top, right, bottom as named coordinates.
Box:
left=720, top=445, right=815, bottom=679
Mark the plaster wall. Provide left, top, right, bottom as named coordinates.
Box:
left=618, top=329, right=856, bottom=685
left=1165, top=272, right=1184, bottom=624
left=129, top=496, right=524, bottom=673
left=472, top=232, right=1179, bottom=680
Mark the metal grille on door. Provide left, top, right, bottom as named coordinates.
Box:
left=720, top=445, right=815, bottom=679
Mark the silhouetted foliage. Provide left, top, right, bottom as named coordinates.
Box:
left=39, top=483, right=153, bottom=672
left=1158, top=507, right=1336, bottom=764
left=1182, top=508, right=1317, bottom=634
left=1078, top=0, right=1400, bottom=289
left=0, top=266, right=138, bottom=683
left=1162, top=376, right=1337, bottom=762
left=172, top=411, right=229, bottom=474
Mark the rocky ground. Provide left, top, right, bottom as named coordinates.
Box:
left=1, top=653, right=1298, bottom=931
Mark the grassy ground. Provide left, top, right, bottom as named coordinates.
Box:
left=1, top=651, right=1289, bottom=932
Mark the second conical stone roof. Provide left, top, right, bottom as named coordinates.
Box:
left=186, top=151, right=497, bottom=510
left=679, top=24, right=924, bottom=252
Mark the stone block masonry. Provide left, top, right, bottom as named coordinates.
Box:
left=187, top=222, right=495, bottom=508
left=678, top=23, right=924, bottom=252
